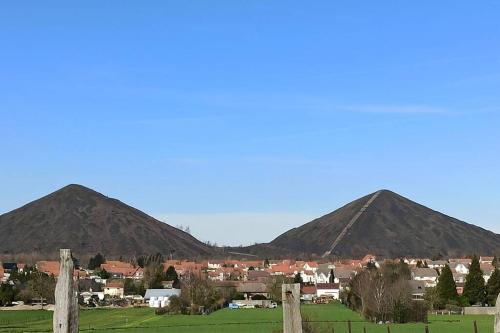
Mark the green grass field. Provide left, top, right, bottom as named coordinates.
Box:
left=0, top=303, right=494, bottom=333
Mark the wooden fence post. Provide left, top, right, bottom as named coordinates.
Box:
left=473, top=320, right=478, bottom=333
left=53, top=249, right=79, bottom=333
left=282, top=283, right=302, bottom=333
left=425, top=325, right=429, bottom=333
left=496, top=293, right=500, bottom=333
left=347, top=320, right=352, bottom=333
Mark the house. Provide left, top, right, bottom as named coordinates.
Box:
left=2, top=263, right=18, bottom=272
left=101, top=261, right=142, bottom=279
left=409, top=280, right=426, bottom=301
left=247, top=270, right=270, bottom=282
left=236, top=282, right=269, bottom=300
left=0, top=267, right=5, bottom=282
left=427, top=260, right=447, bottom=270
left=333, top=267, right=357, bottom=289
left=300, top=270, right=316, bottom=283
left=453, top=272, right=467, bottom=284
left=316, top=283, right=340, bottom=300
left=104, top=280, right=125, bottom=298
left=449, top=262, right=469, bottom=275
left=411, top=268, right=438, bottom=287
left=207, top=260, right=224, bottom=269
left=37, top=261, right=60, bottom=276
left=164, top=261, right=204, bottom=278
left=301, top=285, right=317, bottom=302
left=266, top=263, right=296, bottom=277
left=316, top=268, right=334, bottom=284
left=78, top=279, right=103, bottom=293
left=449, top=258, right=472, bottom=265
left=480, top=257, right=494, bottom=265
left=481, top=264, right=495, bottom=283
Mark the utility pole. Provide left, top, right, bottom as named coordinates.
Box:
left=53, top=249, right=79, bottom=333
left=495, top=293, right=500, bottom=333
left=282, top=283, right=302, bottom=333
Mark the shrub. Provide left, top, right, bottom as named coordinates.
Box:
left=155, top=307, right=168, bottom=315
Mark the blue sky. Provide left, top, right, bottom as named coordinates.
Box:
left=1, top=1, right=499, bottom=245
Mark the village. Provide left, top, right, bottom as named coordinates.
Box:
left=1, top=254, right=498, bottom=312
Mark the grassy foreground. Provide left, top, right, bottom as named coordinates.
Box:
left=0, top=303, right=494, bottom=333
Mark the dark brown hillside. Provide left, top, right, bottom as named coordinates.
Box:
left=249, top=190, right=500, bottom=258
left=0, top=184, right=214, bottom=258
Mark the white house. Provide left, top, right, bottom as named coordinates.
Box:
left=104, top=280, right=125, bottom=298
left=449, top=263, right=469, bottom=275
left=481, top=264, right=495, bottom=283
left=300, top=270, right=316, bottom=283
left=412, top=268, right=438, bottom=288
left=427, top=260, right=447, bottom=270
left=316, top=283, right=340, bottom=300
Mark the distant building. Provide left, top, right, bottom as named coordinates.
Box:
left=411, top=268, right=438, bottom=287
left=236, top=282, right=269, bottom=300
left=301, top=285, right=317, bottom=302
left=104, top=280, right=125, bottom=298
left=409, top=280, right=426, bottom=301
left=144, top=289, right=181, bottom=308
left=316, top=283, right=340, bottom=300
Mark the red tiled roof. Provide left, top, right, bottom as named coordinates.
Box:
left=301, top=285, right=317, bottom=295
left=317, top=283, right=340, bottom=290
left=37, top=261, right=85, bottom=278
left=101, top=262, right=138, bottom=277
left=37, top=261, right=60, bottom=276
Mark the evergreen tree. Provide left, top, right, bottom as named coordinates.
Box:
left=98, top=268, right=111, bottom=279
left=436, top=264, right=458, bottom=305
left=0, top=284, right=16, bottom=306
left=329, top=269, right=335, bottom=283
left=486, top=268, right=500, bottom=306
left=88, top=253, right=105, bottom=270
left=493, top=256, right=499, bottom=269
left=463, top=255, right=486, bottom=305
left=293, top=273, right=303, bottom=284
left=165, top=265, right=180, bottom=288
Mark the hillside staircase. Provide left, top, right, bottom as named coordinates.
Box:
left=322, top=191, right=382, bottom=258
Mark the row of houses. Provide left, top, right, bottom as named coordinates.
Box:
left=1, top=255, right=497, bottom=306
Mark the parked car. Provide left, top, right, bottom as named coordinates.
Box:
left=228, top=303, right=240, bottom=309
left=268, top=301, right=278, bottom=309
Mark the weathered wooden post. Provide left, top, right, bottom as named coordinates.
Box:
left=473, top=320, right=478, bottom=333
left=282, top=283, right=302, bottom=333
left=53, top=249, right=79, bottom=333
left=495, top=293, right=500, bottom=333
